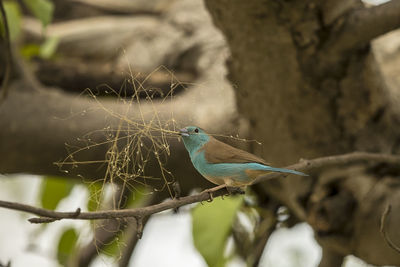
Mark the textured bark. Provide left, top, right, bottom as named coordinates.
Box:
left=204, top=0, right=400, bottom=266
left=205, top=0, right=400, bottom=165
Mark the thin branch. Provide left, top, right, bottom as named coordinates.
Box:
left=328, top=0, right=400, bottom=54
left=0, top=152, right=399, bottom=229
left=254, top=151, right=400, bottom=184
left=380, top=204, right=400, bottom=253
left=0, top=187, right=229, bottom=225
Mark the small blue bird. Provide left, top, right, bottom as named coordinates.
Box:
left=179, top=126, right=307, bottom=188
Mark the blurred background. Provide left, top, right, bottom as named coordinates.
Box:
left=0, top=0, right=399, bottom=266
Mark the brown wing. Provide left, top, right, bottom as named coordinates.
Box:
left=201, top=136, right=268, bottom=165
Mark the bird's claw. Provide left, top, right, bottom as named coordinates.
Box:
left=202, top=184, right=227, bottom=202
left=202, top=185, right=244, bottom=202
left=207, top=191, right=213, bottom=202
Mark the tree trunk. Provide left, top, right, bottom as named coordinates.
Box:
left=204, top=0, right=400, bottom=265
left=205, top=0, right=400, bottom=165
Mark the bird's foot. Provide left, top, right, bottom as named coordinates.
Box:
left=202, top=184, right=228, bottom=202
left=207, top=192, right=213, bottom=202
left=202, top=185, right=245, bottom=202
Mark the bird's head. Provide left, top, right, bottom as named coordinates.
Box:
left=179, top=126, right=210, bottom=154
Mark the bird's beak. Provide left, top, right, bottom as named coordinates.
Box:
left=179, top=128, right=189, bottom=137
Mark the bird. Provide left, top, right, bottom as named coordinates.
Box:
left=179, top=126, right=307, bottom=189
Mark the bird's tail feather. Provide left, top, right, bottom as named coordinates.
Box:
left=265, top=166, right=308, bottom=176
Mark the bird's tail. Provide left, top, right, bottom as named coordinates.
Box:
left=265, top=166, right=308, bottom=176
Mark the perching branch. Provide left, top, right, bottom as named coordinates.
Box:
left=327, top=0, right=400, bottom=55
left=0, top=152, right=399, bottom=231
left=0, top=185, right=231, bottom=234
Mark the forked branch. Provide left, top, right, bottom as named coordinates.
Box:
left=328, top=0, right=400, bottom=54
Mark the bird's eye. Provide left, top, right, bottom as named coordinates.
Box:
left=194, top=128, right=199, bottom=133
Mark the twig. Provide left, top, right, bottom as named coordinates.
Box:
left=0, top=187, right=230, bottom=225
left=380, top=204, right=400, bottom=253
left=254, top=151, right=400, bottom=184
left=28, top=208, right=81, bottom=223
left=135, top=217, right=144, bottom=239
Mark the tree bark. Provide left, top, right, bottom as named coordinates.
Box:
left=204, top=0, right=400, bottom=265
left=205, top=0, right=400, bottom=165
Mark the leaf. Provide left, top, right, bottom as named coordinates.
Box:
left=40, top=176, right=74, bottom=210
left=39, top=36, right=59, bottom=59
left=57, top=228, right=78, bottom=265
left=192, top=196, right=243, bottom=267
left=20, top=44, right=41, bottom=59
left=101, top=231, right=123, bottom=257
left=22, top=0, right=54, bottom=27
left=1, top=1, right=21, bottom=40
left=87, top=181, right=103, bottom=212
left=125, top=187, right=150, bottom=208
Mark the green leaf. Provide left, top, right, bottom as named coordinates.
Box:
left=22, top=0, right=54, bottom=27
left=57, top=228, right=78, bottom=265
left=101, top=231, right=123, bottom=257
left=192, top=196, right=243, bottom=267
left=40, top=176, right=74, bottom=210
left=39, top=36, right=59, bottom=59
left=1, top=1, right=21, bottom=40
left=20, top=44, right=41, bottom=59
left=125, top=187, right=150, bottom=208
left=87, top=181, right=103, bottom=212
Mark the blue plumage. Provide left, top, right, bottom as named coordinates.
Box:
left=180, top=126, right=307, bottom=187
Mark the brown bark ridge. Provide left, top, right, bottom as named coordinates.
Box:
left=204, top=0, right=400, bottom=266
